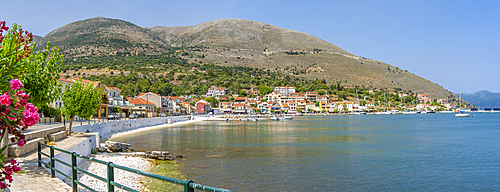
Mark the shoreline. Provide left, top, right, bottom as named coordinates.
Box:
left=107, top=117, right=205, bottom=141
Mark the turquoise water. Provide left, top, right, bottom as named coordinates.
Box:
left=112, top=114, right=500, bottom=191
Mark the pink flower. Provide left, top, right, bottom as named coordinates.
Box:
left=0, top=181, right=5, bottom=189
left=22, top=103, right=39, bottom=126
left=9, top=159, right=16, bottom=165
left=15, top=90, right=29, bottom=100
left=5, top=174, right=12, bottom=183
left=4, top=166, right=12, bottom=175
left=16, top=139, right=26, bottom=147
left=12, top=165, right=20, bottom=173
left=9, top=79, right=23, bottom=90
left=0, top=93, right=11, bottom=105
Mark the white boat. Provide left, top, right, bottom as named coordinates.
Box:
left=402, top=111, right=418, bottom=114
left=439, top=111, right=454, bottom=113
left=271, top=116, right=280, bottom=121
left=455, top=91, right=470, bottom=117
left=282, top=115, right=294, bottom=120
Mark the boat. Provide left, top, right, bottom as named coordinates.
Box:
left=282, top=115, right=294, bottom=120
left=455, top=111, right=470, bottom=117
left=455, top=91, right=470, bottom=117
left=402, top=111, right=418, bottom=114
left=271, top=116, right=280, bottom=121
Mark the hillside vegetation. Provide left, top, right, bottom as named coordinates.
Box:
left=37, top=17, right=459, bottom=101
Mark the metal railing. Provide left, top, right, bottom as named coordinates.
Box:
left=37, top=142, right=230, bottom=192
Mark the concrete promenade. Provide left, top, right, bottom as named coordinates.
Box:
left=6, top=116, right=197, bottom=191
left=8, top=135, right=90, bottom=192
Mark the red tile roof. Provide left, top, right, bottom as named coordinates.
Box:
left=58, top=78, right=71, bottom=83
left=129, top=98, right=154, bottom=105
left=107, top=86, right=122, bottom=91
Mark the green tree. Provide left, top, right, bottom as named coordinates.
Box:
left=318, top=90, right=326, bottom=95
left=258, top=86, right=272, bottom=95
left=21, top=42, right=64, bottom=108
left=61, top=81, right=102, bottom=135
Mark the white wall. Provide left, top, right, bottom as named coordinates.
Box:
left=71, top=117, right=190, bottom=141
left=42, top=133, right=98, bottom=184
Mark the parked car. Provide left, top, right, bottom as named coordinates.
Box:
left=160, top=113, right=167, bottom=117
left=107, top=114, right=118, bottom=120
left=128, top=114, right=138, bottom=119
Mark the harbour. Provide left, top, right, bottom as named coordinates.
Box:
left=112, top=113, right=500, bottom=191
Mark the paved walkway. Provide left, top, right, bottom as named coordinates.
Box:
left=8, top=134, right=90, bottom=192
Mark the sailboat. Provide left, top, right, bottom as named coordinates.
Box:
left=455, top=90, right=470, bottom=117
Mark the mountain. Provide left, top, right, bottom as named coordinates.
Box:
left=38, top=17, right=460, bottom=101
left=461, top=90, right=500, bottom=109
left=38, top=17, right=169, bottom=57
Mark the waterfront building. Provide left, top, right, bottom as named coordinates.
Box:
left=246, top=105, right=255, bottom=113
left=232, top=104, right=246, bottom=114
left=285, top=101, right=298, bottom=112
left=206, top=86, right=227, bottom=99
left=317, top=95, right=329, bottom=103
left=297, top=100, right=307, bottom=111
left=162, top=96, right=179, bottom=114
left=305, top=92, right=318, bottom=103
left=257, top=102, right=271, bottom=113
left=106, top=86, right=127, bottom=106
left=195, top=100, right=211, bottom=114
left=234, top=97, right=247, bottom=104
left=49, top=78, right=74, bottom=110
left=418, top=94, right=429, bottom=103
left=135, top=92, right=162, bottom=110
left=282, top=103, right=290, bottom=111
left=265, top=92, right=282, bottom=103
left=367, top=102, right=375, bottom=107
left=219, top=102, right=233, bottom=113
left=129, top=98, right=156, bottom=114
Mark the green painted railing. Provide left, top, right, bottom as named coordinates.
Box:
left=37, top=142, right=230, bottom=192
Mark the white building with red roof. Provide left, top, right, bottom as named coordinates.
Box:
left=129, top=98, right=156, bottom=113
left=273, top=86, right=296, bottom=96
left=206, top=86, right=227, bottom=99
left=135, top=92, right=162, bottom=109
left=50, top=78, right=74, bottom=109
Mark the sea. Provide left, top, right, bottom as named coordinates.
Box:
left=111, top=113, right=500, bottom=191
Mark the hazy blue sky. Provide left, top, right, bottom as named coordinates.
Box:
left=2, top=0, right=499, bottom=93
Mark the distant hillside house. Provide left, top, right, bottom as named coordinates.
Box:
left=273, top=86, right=296, bottom=96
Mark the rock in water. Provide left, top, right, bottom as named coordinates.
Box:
left=105, top=141, right=131, bottom=152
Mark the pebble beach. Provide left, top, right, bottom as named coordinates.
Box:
left=75, top=153, right=152, bottom=192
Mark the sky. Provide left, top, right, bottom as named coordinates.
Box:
left=2, top=0, right=499, bottom=93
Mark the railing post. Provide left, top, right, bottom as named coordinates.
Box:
left=184, top=180, right=194, bottom=192
left=72, top=152, right=78, bottom=191
left=107, top=162, right=114, bottom=192
left=50, top=147, right=55, bottom=178
left=37, top=142, right=41, bottom=167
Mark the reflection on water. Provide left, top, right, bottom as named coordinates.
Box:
left=113, top=114, right=500, bottom=191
